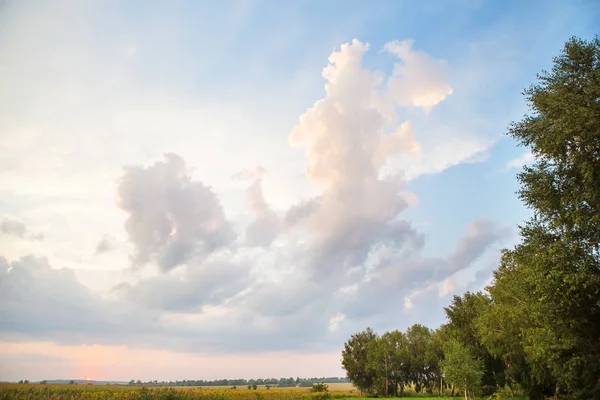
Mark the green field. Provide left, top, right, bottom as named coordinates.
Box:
left=0, top=383, right=528, bottom=400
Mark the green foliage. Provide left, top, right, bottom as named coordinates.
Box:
left=310, top=383, right=328, bottom=393
left=343, top=325, right=444, bottom=396
left=511, top=36, right=600, bottom=247
left=486, top=386, right=515, bottom=399
left=482, top=34, right=600, bottom=399
left=404, top=325, right=436, bottom=394
left=341, top=328, right=379, bottom=394
left=443, top=293, right=506, bottom=395
left=440, top=339, right=484, bottom=400
left=309, top=384, right=330, bottom=400
left=366, top=330, right=409, bottom=396
left=476, top=250, right=556, bottom=398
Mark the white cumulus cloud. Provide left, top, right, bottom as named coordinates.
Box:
left=385, top=39, right=453, bottom=110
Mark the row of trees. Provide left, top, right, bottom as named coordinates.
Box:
left=341, top=325, right=443, bottom=397
left=341, top=320, right=501, bottom=398
left=127, top=377, right=349, bottom=387
left=342, top=35, right=600, bottom=400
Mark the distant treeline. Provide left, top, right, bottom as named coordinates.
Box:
left=128, top=377, right=349, bottom=387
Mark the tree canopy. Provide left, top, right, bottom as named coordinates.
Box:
left=440, top=339, right=484, bottom=400
left=485, top=34, right=600, bottom=399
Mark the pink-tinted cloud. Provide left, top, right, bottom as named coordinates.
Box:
left=385, top=40, right=453, bottom=110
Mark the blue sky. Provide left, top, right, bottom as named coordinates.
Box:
left=0, top=0, right=598, bottom=382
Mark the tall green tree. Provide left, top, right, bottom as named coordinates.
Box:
left=405, top=324, right=434, bottom=393
left=441, top=339, right=484, bottom=400
left=386, top=330, right=411, bottom=396
left=366, top=330, right=409, bottom=396
left=341, top=327, right=378, bottom=394
left=476, top=250, right=556, bottom=398
left=485, top=35, right=600, bottom=399
left=444, top=293, right=506, bottom=395
left=427, top=328, right=447, bottom=395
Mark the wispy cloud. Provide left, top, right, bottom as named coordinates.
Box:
left=1, top=218, right=44, bottom=241
left=506, top=151, right=534, bottom=170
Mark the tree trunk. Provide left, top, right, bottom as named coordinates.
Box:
left=385, top=377, right=389, bottom=396
left=554, top=386, right=560, bottom=400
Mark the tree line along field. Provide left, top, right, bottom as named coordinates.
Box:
left=189, top=383, right=356, bottom=391
left=0, top=383, right=474, bottom=400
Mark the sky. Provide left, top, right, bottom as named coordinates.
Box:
left=0, top=0, right=598, bottom=383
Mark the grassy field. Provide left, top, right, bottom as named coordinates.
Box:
left=0, top=383, right=525, bottom=399
left=0, top=383, right=350, bottom=400
left=0, top=383, right=467, bottom=400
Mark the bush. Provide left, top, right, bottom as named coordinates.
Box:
left=487, top=386, right=515, bottom=399
left=311, top=383, right=328, bottom=393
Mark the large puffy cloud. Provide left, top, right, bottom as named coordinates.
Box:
left=287, top=39, right=423, bottom=282
left=385, top=40, right=453, bottom=109
left=117, top=154, right=235, bottom=272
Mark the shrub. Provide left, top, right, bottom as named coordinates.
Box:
left=311, top=383, right=329, bottom=393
